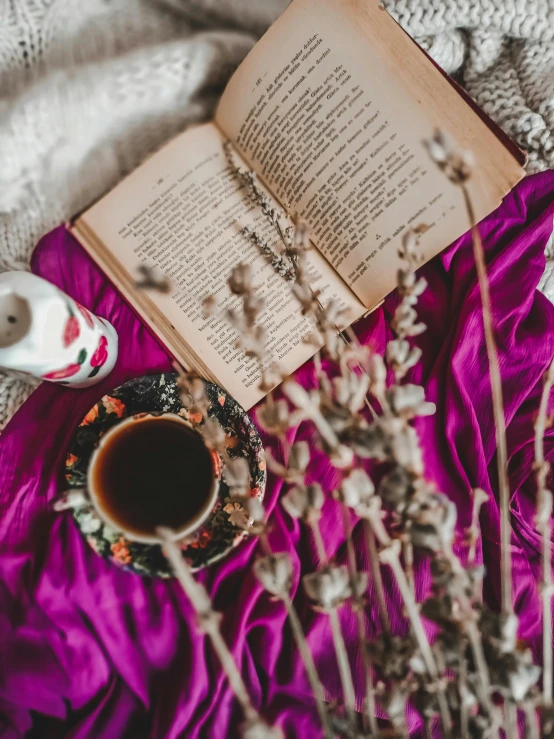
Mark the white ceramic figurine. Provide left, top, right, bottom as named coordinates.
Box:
left=0, top=272, right=118, bottom=387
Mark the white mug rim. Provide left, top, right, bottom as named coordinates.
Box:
left=87, top=412, right=219, bottom=545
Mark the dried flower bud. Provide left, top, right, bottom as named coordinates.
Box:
left=288, top=441, right=310, bottom=477
left=223, top=457, right=250, bottom=496
left=386, top=339, right=422, bottom=378
left=303, top=565, right=352, bottom=609
left=257, top=399, right=294, bottom=436
left=391, top=303, right=426, bottom=338
left=398, top=229, right=419, bottom=261
left=243, top=293, right=265, bottom=321
left=265, top=442, right=310, bottom=484
left=176, top=372, right=209, bottom=412
left=201, top=295, right=217, bottom=318
left=253, top=553, right=293, bottom=597
left=345, top=421, right=389, bottom=461
left=387, top=383, right=436, bottom=419
left=379, top=538, right=402, bottom=566
left=200, top=417, right=227, bottom=452
left=228, top=263, right=253, bottom=295
left=388, top=421, right=423, bottom=475
left=507, top=649, right=541, bottom=702
left=378, top=466, right=413, bottom=508
left=245, top=496, right=265, bottom=524
left=329, top=444, right=354, bottom=469
left=366, top=353, right=387, bottom=396
left=332, top=372, right=370, bottom=413
left=294, top=220, right=311, bottom=251
left=258, top=364, right=283, bottom=393
left=423, top=130, right=474, bottom=185
left=404, top=492, right=457, bottom=552
left=134, top=264, right=171, bottom=293
left=340, top=468, right=375, bottom=515
left=282, top=380, right=317, bottom=413
left=282, top=483, right=324, bottom=524
left=499, top=612, right=519, bottom=654
left=291, top=282, right=320, bottom=315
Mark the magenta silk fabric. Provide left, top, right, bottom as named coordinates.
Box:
left=1, top=172, right=554, bottom=738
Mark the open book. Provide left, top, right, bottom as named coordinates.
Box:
left=71, top=0, right=526, bottom=410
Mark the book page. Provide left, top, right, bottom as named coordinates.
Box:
left=75, top=123, right=365, bottom=409
left=215, top=0, right=524, bottom=309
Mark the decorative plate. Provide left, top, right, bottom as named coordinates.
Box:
left=64, top=374, right=266, bottom=577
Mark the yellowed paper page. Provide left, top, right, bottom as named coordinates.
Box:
left=76, top=123, right=364, bottom=409
left=216, top=0, right=524, bottom=309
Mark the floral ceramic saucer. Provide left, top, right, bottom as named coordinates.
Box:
left=64, top=374, right=266, bottom=577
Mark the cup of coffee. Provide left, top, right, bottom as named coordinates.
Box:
left=58, top=412, right=220, bottom=545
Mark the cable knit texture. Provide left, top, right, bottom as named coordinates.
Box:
left=0, top=0, right=552, bottom=429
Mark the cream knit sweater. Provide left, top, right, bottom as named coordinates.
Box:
left=0, top=0, right=552, bottom=428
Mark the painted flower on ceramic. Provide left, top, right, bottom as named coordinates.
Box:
left=66, top=453, right=78, bottom=467
left=223, top=501, right=249, bottom=528
left=111, top=537, right=132, bottom=565
left=80, top=511, right=102, bottom=535
left=43, top=348, right=87, bottom=381
left=63, top=315, right=80, bottom=348
left=82, top=405, right=99, bottom=426
left=89, top=336, right=109, bottom=378
left=103, top=396, right=125, bottom=417
left=75, top=302, right=95, bottom=329
left=210, top=449, right=223, bottom=479
left=189, top=530, right=212, bottom=549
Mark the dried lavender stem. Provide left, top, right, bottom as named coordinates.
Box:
left=535, top=357, right=554, bottom=706
left=309, top=519, right=357, bottom=731
left=363, top=519, right=391, bottom=637
left=402, top=539, right=415, bottom=596
left=442, top=545, right=495, bottom=717
left=463, top=183, right=515, bottom=739
left=378, top=538, right=452, bottom=737
left=505, top=702, right=518, bottom=739
left=424, top=718, right=433, bottom=739
left=157, top=529, right=260, bottom=725
left=462, top=186, right=512, bottom=616
left=283, top=595, right=334, bottom=739
left=257, top=535, right=332, bottom=736
left=311, top=520, right=329, bottom=566
left=380, top=545, right=437, bottom=679
left=340, top=501, right=379, bottom=735
left=468, top=493, right=481, bottom=569
left=524, top=701, right=540, bottom=739
left=459, top=645, right=469, bottom=739
left=343, top=325, right=388, bottom=419
left=328, top=607, right=358, bottom=730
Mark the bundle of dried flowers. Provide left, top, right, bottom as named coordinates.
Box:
left=156, top=132, right=553, bottom=738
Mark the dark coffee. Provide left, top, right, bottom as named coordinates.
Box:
left=92, top=417, right=214, bottom=538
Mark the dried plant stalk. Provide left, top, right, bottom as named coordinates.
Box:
left=363, top=519, right=392, bottom=637
left=157, top=528, right=276, bottom=736
left=252, top=549, right=334, bottom=738
left=339, top=499, right=379, bottom=735
left=461, top=186, right=512, bottom=616
left=282, top=595, right=335, bottom=738
left=310, top=521, right=358, bottom=730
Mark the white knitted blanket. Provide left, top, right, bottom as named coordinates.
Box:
left=0, top=0, right=553, bottom=429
